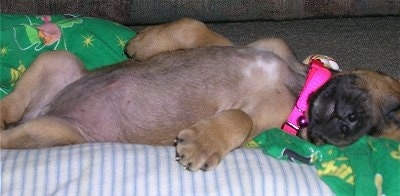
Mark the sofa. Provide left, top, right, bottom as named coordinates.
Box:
left=2, top=0, right=399, bottom=77
left=1, top=1, right=400, bottom=196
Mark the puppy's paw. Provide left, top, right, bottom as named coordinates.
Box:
left=126, top=18, right=232, bottom=61
left=125, top=26, right=163, bottom=60
left=175, top=128, right=228, bottom=171
left=175, top=110, right=252, bottom=171
left=0, top=94, right=25, bottom=130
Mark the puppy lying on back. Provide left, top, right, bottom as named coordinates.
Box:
left=1, top=18, right=399, bottom=171
left=125, top=18, right=400, bottom=146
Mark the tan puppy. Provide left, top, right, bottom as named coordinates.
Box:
left=1, top=18, right=399, bottom=171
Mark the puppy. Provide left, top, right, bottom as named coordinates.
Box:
left=1, top=18, right=399, bottom=171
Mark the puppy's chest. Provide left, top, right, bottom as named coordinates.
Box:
left=239, top=58, right=288, bottom=96
left=242, top=57, right=284, bottom=80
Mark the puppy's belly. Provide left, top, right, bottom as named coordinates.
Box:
left=47, top=81, right=220, bottom=145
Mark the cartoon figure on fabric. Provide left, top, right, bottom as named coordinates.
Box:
left=13, top=15, right=83, bottom=51
left=37, top=15, right=62, bottom=46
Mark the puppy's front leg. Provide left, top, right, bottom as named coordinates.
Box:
left=126, top=18, right=233, bottom=60
left=175, top=109, right=253, bottom=171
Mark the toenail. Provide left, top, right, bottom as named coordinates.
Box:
left=200, top=164, right=209, bottom=171
left=174, top=137, right=183, bottom=144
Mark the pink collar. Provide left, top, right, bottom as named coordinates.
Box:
left=282, top=59, right=332, bottom=135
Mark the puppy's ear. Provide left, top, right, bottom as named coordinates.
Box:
left=382, top=95, right=400, bottom=127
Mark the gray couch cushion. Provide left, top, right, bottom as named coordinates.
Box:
left=1, top=0, right=400, bottom=25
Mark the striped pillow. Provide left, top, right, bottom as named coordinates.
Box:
left=1, top=143, right=333, bottom=196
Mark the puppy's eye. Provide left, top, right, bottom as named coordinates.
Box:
left=348, top=113, right=356, bottom=123
left=340, top=124, right=349, bottom=136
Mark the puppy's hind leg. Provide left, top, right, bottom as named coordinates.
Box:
left=1, top=116, right=85, bottom=149
left=0, top=51, right=86, bottom=129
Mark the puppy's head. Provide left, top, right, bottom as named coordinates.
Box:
left=305, top=69, right=400, bottom=146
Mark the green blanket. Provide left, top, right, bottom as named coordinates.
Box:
left=0, top=14, right=136, bottom=99
left=246, top=128, right=400, bottom=196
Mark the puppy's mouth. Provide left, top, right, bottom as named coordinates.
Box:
left=310, top=134, right=329, bottom=146
left=299, top=129, right=325, bottom=146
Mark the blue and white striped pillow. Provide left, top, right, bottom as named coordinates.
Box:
left=1, top=143, right=333, bottom=196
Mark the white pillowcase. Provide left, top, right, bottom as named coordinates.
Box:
left=1, top=143, right=333, bottom=196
